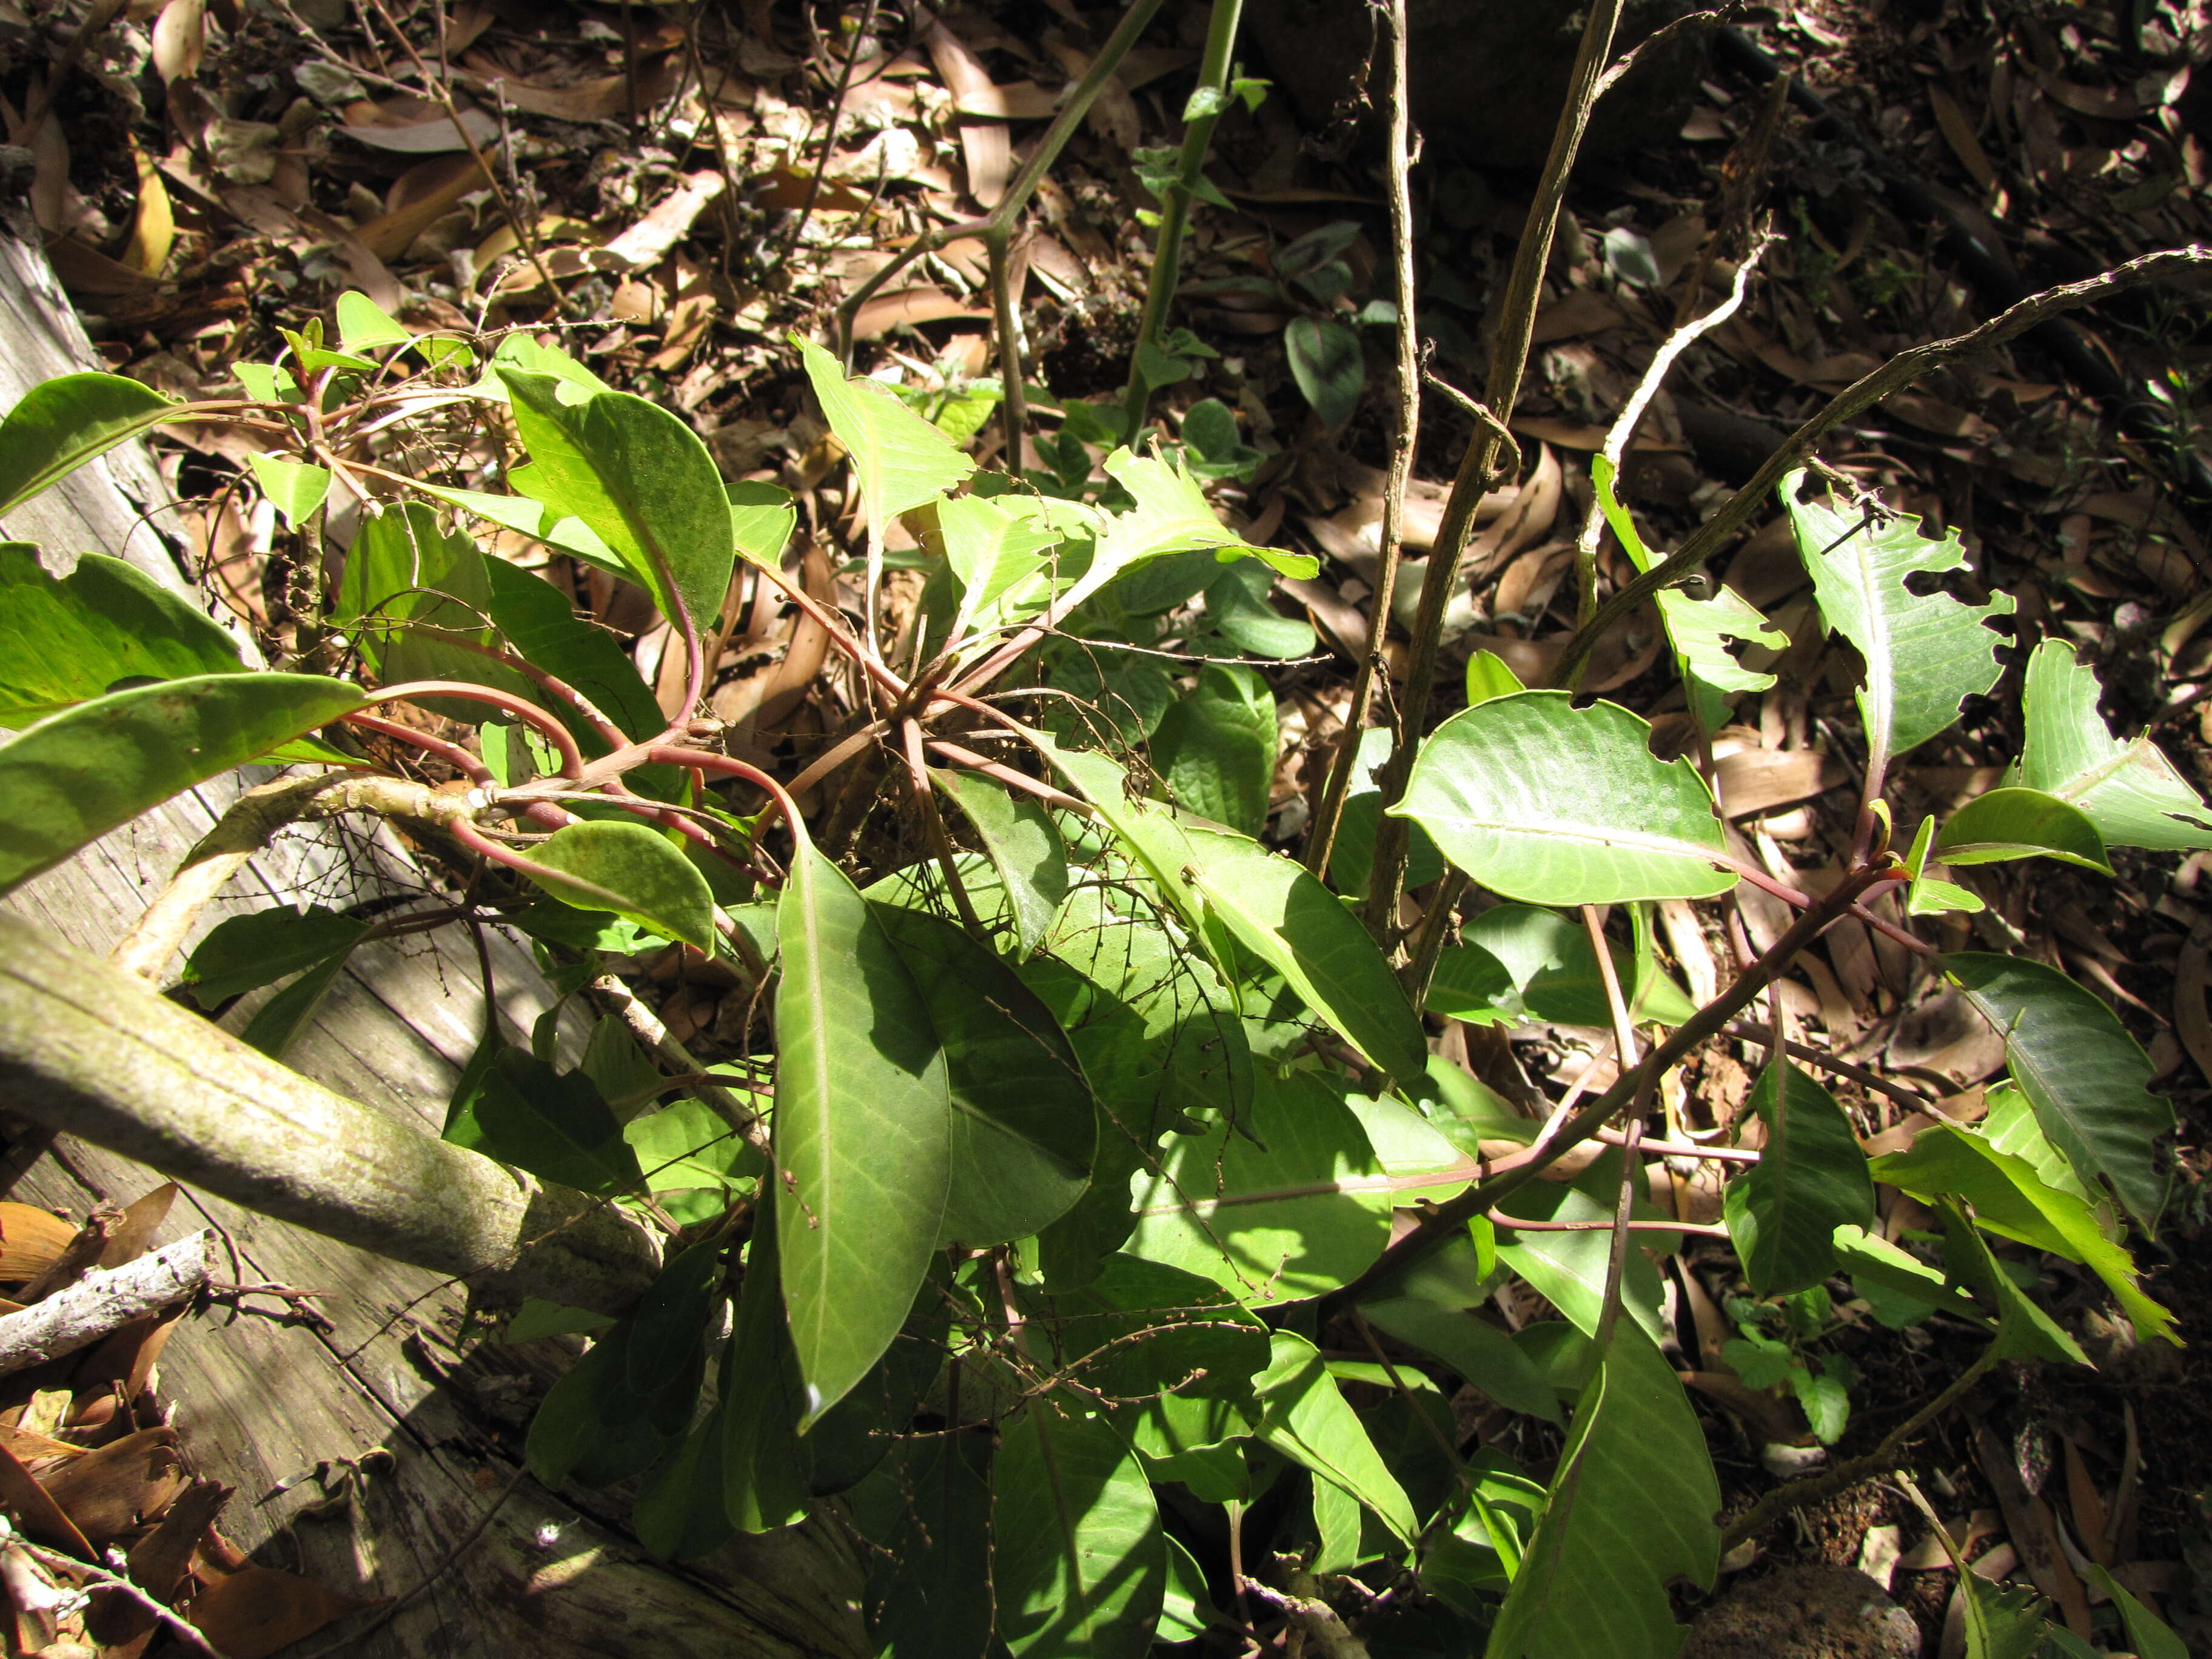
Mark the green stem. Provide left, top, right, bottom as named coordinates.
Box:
left=1118, top=0, right=1243, bottom=440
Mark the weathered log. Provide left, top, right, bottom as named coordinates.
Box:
left=0, top=915, right=659, bottom=1316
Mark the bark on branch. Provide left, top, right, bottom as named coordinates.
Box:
left=0, top=916, right=660, bottom=1314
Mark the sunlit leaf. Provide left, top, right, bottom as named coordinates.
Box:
left=0, top=545, right=243, bottom=725
left=2016, top=639, right=2212, bottom=852
left=1397, top=692, right=1736, bottom=905
left=1783, top=471, right=2014, bottom=762
left=0, top=674, right=363, bottom=894
left=0, top=374, right=181, bottom=519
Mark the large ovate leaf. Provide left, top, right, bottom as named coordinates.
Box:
left=498, top=368, right=735, bottom=635
left=1396, top=691, right=1736, bottom=905
left=794, top=333, right=976, bottom=529
left=992, top=1393, right=1165, bottom=1659
left=870, top=903, right=1094, bottom=1246
left=1252, top=1332, right=1418, bottom=1558
left=1783, top=471, right=2015, bottom=762
left=1485, top=1323, right=1719, bottom=1659
left=1594, top=454, right=1782, bottom=728
left=0, top=374, right=181, bottom=519
left=1722, top=1062, right=1877, bottom=1296
left=1152, top=664, right=1276, bottom=836
left=0, top=546, right=243, bottom=725
left=1932, top=786, right=2111, bottom=874
left=1945, top=951, right=2173, bottom=1233
left=931, top=768, right=1069, bottom=959
left=0, top=674, right=364, bottom=894
left=1127, top=1070, right=1393, bottom=1304
left=774, top=836, right=952, bottom=1424
left=2016, top=639, right=2212, bottom=852
left=1869, top=1125, right=2175, bottom=1344
left=522, top=820, right=718, bottom=951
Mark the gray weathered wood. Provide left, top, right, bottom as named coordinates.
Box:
left=0, top=220, right=866, bottom=1657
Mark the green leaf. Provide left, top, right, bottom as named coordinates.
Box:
left=458, top=1047, right=646, bottom=1196
left=1722, top=1062, right=1877, bottom=1296
left=0, top=674, right=364, bottom=894
left=181, top=906, right=369, bottom=1005
left=1152, top=664, right=1276, bottom=836
left=334, top=290, right=412, bottom=351
left=2016, top=639, right=2212, bottom=852
left=1356, top=1296, right=1561, bottom=1424
left=521, top=820, right=718, bottom=951
left=237, top=938, right=360, bottom=1060
left=245, top=454, right=332, bottom=528
left=1253, top=1331, right=1418, bottom=1557
left=1944, top=951, right=2173, bottom=1233
left=793, top=333, right=976, bottom=529
left=1284, top=316, right=1364, bottom=430
left=870, top=903, right=1093, bottom=1246
left=1485, top=1324, right=1719, bottom=1659
left=498, top=369, right=735, bottom=637
left=1870, top=1124, right=2175, bottom=1344
left=1127, top=1069, right=1394, bottom=1303
left=1466, top=649, right=1526, bottom=706
left=1396, top=692, right=1737, bottom=906
left=993, top=1393, right=1165, bottom=1659
left=2085, top=1564, right=2190, bottom=1659
left=722, top=1188, right=813, bottom=1532
left=1783, top=471, right=2016, bottom=762
left=1903, top=813, right=1984, bottom=916
left=1594, top=454, right=1783, bottom=726
left=0, top=546, right=244, bottom=725
left=1464, top=903, right=1698, bottom=1028
left=775, top=834, right=952, bottom=1424
left=0, top=374, right=180, bottom=519
left=1932, top=787, right=2111, bottom=873
left=930, top=769, right=1068, bottom=959
left=1182, top=822, right=1429, bottom=1082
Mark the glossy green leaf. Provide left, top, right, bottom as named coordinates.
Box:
left=1284, top=315, right=1364, bottom=430
left=245, top=454, right=332, bottom=528
left=1127, top=1069, right=1394, bottom=1304
left=1783, top=471, right=2015, bottom=762
left=0, top=374, right=180, bottom=519
left=0, top=546, right=243, bottom=725
left=1486, top=1323, right=1719, bottom=1659
left=1903, top=813, right=1984, bottom=916
left=1722, top=1062, right=1877, bottom=1296
left=1357, top=1296, right=1561, bottom=1424
left=1932, top=786, right=2111, bottom=873
left=2016, top=639, right=2212, bottom=852
left=794, top=333, right=974, bottom=525
left=1182, top=822, right=1429, bottom=1082
left=181, top=906, right=367, bottom=1005
left=522, top=820, right=717, bottom=951
left=1594, top=454, right=1783, bottom=727
left=722, top=1190, right=813, bottom=1531
left=1464, top=902, right=1698, bottom=1027
left=870, top=903, right=1093, bottom=1246
left=993, top=1393, right=1165, bottom=1659
left=237, top=938, right=358, bottom=1060
left=0, top=674, right=363, bottom=894
left=1870, top=1125, right=2174, bottom=1344
left=499, top=368, right=735, bottom=635
left=1152, top=665, right=1276, bottom=836
left=335, top=290, right=412, bottom=351
left=1945, top=951, right=2173, bottom=1233
left=1253, top=1332, right=1418, bottom=1553
left=775, top=836, right=952, bottom=1424
left=1396, top=692, right=1736, bottom=905
left=931, top=768, right=1068, bottom=959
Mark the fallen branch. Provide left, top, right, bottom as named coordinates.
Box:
left=0, top=1231, right=215, bottom=1378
